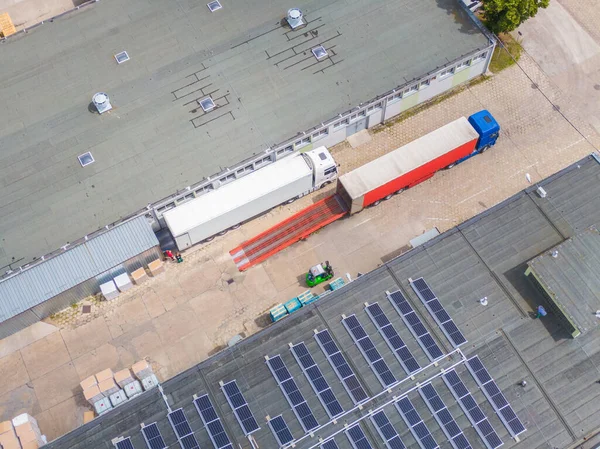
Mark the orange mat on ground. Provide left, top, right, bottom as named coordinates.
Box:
left=230, top=194, right=348, bottom=271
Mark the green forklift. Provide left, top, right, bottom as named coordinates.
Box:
left=306, top=261, right=334, bottom=287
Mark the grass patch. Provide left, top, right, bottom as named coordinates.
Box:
left=489, top=33, right=522, bottom=73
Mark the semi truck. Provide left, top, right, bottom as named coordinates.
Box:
left=163, top=147, right=338, bottom=249
left=231, top=110, right=500, bottom=271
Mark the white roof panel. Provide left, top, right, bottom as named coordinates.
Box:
left=339, top=117, right=479, bottom=199
left=164, top=154, right=312, bottom=237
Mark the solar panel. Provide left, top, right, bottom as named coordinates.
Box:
left=141, top=423, right=166, bottom=449
left=365, top=303, right=420, bottom=374
left=371, top=410, right=406, bottom=449
left=168, top=408, right=200, bottom=449
left=268, top=415, right=294, bottom=446
left=291, top=342, right=344, bottom=418
left=115, top=438, right=135, bottom=449
left=395, top=398, right=439, bottom=449
left=442, top=369, right=503, bottom=449
left=410, top=278, right=467, bottom=347
left=321, top=438, right=340, bottom=449
left=266, top=355, right=319, bottom=432
left=466, top=356, right=526, bottom=438
left=419, top=383, right=473, bottom=449
left=193, top=394, right=233, bottom=449
left=345, top=423, right=373, bottom=449
left=221, top=380, right=260, bottom=435
left=314, top=329, right=369, bottom=404
left=386, top=291, right=444, bottom=361
left=342, top=315, right=396, bottom=387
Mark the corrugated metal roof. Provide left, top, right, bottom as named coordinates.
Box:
left=0, top=216, right=158, bottom=321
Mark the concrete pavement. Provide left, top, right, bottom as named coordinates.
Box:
left=0, top=20, right=599, bottom=444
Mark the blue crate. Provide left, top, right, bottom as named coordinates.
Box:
left=284, top=297, right=302, bottom=314
left=298, top=290, right=317, bottom=306
left=269, top=304, right=288, bottom=322
left=329, top=277, right=345, bottom=291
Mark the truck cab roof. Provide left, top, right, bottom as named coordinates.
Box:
left=468, top=109, right=500, bottom=136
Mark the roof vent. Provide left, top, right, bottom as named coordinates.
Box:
left=536, top=186, right=547, bottom=198
left=92, top=92, right=112, bottom=114
left=286, top=8, right=305, bottom=30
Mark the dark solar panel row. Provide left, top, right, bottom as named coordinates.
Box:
left=419, top=383, right=473, bottom=449
left=410, top=278, right=467, bottom=347
left=345, top=423, right=373, bottom=449
left=221, top=381, right=261, bottom=435
left=321, top=438, right=341, bottom=449
left=466, top=356, right=526, bottom=437
left=115, top=438, right=135, bottom=449
left=168, top=408, right=200, bottom=449
left=141, top=423, right=166, bottom=449
left=291, top=342, right=344, bottom=418
left=268, top=415, right=294, bottom=446
left=342, top=314, right=397, bottom=387
left=442, top=369, right=503, bottom=449
left=194, top=394, right=234, bottom=449
left=266, top=355, right=319, bottom=432
left=395, top=397, right=439, bottom=449
left=387, top=291, right=444, bottom=361
left=370, top=410, right=406, bottom=449
left=365, top=302, right=420, bottom=374
left=314, top=329, right=369, bottom=404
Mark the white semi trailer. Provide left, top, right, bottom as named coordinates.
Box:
left=164, top=147, right=338, bottom=250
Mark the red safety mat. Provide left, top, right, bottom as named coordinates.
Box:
left=230, top=195, right=348, bottom=271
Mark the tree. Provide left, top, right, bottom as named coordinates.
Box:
left=483, top=0, right=550, bottom=34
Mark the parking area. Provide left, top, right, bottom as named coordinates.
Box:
left=1, top=17, right=599, bottom=443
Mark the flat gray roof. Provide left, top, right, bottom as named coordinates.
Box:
left=527, top=227, right=600, bottom=335
left=0, top=0, right=491, bottom=270
left=44, top=154, right=600, bottom=449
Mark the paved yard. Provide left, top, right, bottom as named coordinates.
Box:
left=1, top=9, right=600, bottom=442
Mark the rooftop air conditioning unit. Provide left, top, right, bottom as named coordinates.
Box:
left=286, top=8, right=305, bottom=30
left=92, top=92, right=112, bottom=114
left=537, top=186, right=547, bottom=198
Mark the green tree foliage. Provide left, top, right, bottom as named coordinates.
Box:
left=483, top=0, right=550, bottom=34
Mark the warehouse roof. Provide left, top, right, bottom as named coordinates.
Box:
left=526, top=227, right=600, bottom=335
left=44, top=154, right=600, bottom=449
left=0, top=216, right=158, bottom=322
left=0, top=0, right=491, bottom=270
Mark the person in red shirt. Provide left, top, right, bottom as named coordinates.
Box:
left=164, top=249, right=175, bottom=261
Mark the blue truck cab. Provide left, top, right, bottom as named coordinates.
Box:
left=469, top=109, right=500, bottom=151
left=452, top=110, right=500, bottom=166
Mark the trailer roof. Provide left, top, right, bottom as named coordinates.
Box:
left=163, top=153, right=311, bottom=237
left=0, top=0, right=491, bottom=270
left=339, top=117, right=480, bottom=199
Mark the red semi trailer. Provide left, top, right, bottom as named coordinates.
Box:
left=230, top=111, right=500, bottom=271
left=337, top=116, right=480, bottom=214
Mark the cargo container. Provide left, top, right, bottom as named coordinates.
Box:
left=164, top=147, right=337, bottom=249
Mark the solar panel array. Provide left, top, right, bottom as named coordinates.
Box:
left=168, top=408, right=200, bottom=449
left=141, top=423, right=166, bottom=449
left=442, top=369, right=503, bottom=449
left=268, top=415, right=294, bottom=446
left=419, top=383, right=472, bottom=449
left=386, top=291, right=444, bottom=361
left=193, top=394, right=234, bottom=449
left=321, top=438, right=340, bottom=449
left=395, top=397, right=439, bottom=449
left=342, top=314, right=397, bottom=387
left=115, top=438, right=135, bottom=449
left=466, top=356, right=526, bottom=438
left=266, top=355, right=319, bottom=432
left=221, top=380, right=261, bottom=435
left=345, top=423, right=373, bottom=449
left=410, top=278, right=467, bottom=347
left=315, top=329, right=369, bottom=404
left=365, top=302, right=420, bottom=374
left=291, top=342, right=344, bottom=418
left=370, top=410, right=406, bottom=449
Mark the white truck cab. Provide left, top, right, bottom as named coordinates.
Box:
left=302, top=146, right=338, bottom=189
